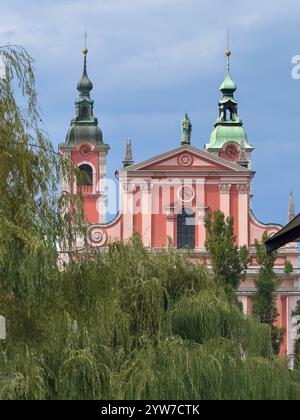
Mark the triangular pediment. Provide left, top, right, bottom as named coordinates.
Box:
left=122, top=145, right=251, bottom=173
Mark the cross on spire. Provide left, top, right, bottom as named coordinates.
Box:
left=227, top=28, right=230, bottom=51
left=82, top=29, right=88, bottom=58
left=84, top=29, right=88, bottom=50
left=225, top=29, right=232, bottom=71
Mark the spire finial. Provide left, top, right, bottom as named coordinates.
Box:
left=288, top=191, right=296, bottom=222
left=77, top=32, right=93, bottom=97
left=83, top=29, right=88, bottom=56
left=220, top=33, right=236, bottom=95
left=123, top=139, right=134, bottom=168
left=225, top=29, right=231, bottom=71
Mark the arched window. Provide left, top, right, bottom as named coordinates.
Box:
left=225, top=108, right=233, bottom=121
left=177, top=208, right=195, bottom=249
left=78, top=164, right=93, bottom=186
left=81, top=106, right=88, bottom=118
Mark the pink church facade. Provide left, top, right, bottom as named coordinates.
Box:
left=59, top=49, right=300, bottom=358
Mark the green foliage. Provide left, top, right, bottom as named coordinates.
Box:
left=204, top=210, right=249, bottom=295
left=1, top=239, right=299, bottom=400
left=0, top=346, right=46, bottom=400
left=115, top=337, right=297, bottom=400
left=0, top=45, right=84, bottom=297
left=252, top=233, right=283, bottom=355
left=169, top=290, right=273, bottom=356
left=59, top=345, right=111, bottom=401
left=284, top=260, right=294, bottom=275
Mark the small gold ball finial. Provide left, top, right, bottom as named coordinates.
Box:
left=83, top=48, right=88, bottom=56
left=225, top=50, right=231, bottom=57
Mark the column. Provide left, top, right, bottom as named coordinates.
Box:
left=219, top=183, right=231, bottom=218
left=141, top=183, right=152, bottom=248
left=98, top=151, right=108, bottom=224
left=196, top=179, right=206, bottom=249
left=166, top=207, right=176, bottom=247
left=60, top=150, right=72, bottom=194
left=237, top=184, right=250, bottom=247
left=60, top=150, right=72, bottom=223
left=121, top=180, right=134, bottom=241
left=238, top=296, right=248, bottom=316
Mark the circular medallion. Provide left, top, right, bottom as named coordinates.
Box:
left=88, top=228, right=107, bottom=247
left=80, top=144, right=92, bottom=158
left=178, top=153, right=193, bottom=167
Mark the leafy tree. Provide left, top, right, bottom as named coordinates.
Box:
left=253, top=234, right=284, bottom=355
left=204, top=210, right=249, bottom=298
left=284, top=260, right=294, bottom=275
left=0, top=45, right=83, bottom=296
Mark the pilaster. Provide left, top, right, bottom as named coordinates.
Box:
left=196, top=179, right=206, bottom=250
left=98, top=151, right=108, bottom=223
left=237, top=184, right=249, bottom=247
left=121, top=181, right=135, bottom=241
left=141, top=182, right=153, bottom=248
left=219, top=183, right=232, bottom=218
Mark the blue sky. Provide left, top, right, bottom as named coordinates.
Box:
left=2, top=0, right=300, bottom=224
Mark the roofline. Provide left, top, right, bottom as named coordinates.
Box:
left=59, top=143, right=110, bottom=151
left=120, top=144, right=253, bottom=174
left=205, top=145, right=255, bottom=152
left=119, top=170, right=255, bottom=178
left=249, top=209, right=283, bottom=229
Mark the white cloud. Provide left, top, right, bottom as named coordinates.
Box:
left=1, top=0, right=300, bottom=90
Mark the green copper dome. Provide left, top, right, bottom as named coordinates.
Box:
left=220, top=50, right=237, bottom=94
left=220, top=71, right=237, bottom=93
left=205, top=51, right=254, bottom=152
left=65, top=125, right=103, bottom=146
left=208, top=125, right=251, bottom=150
left=77, top=70, right=93, bottom=95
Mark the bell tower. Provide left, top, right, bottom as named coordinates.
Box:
left=205, top=50, right=254, bottom=168
left=59, top=48, right=110, bottom=224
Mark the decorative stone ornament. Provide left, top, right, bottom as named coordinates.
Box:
left=140, top=183, right=153, bottom=193
left=219, top=183, right=232, bottom=193
left=236, top=184, right=250, bottom=194
left=225, top=144, right=239, bottom=161
left=178, top=153, right=193, bottom=167
left=122, top=183, right=136, bottom=193
left=88, top=227, right=107, bottom=246
left=79, top=144, right=92, bottom=157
